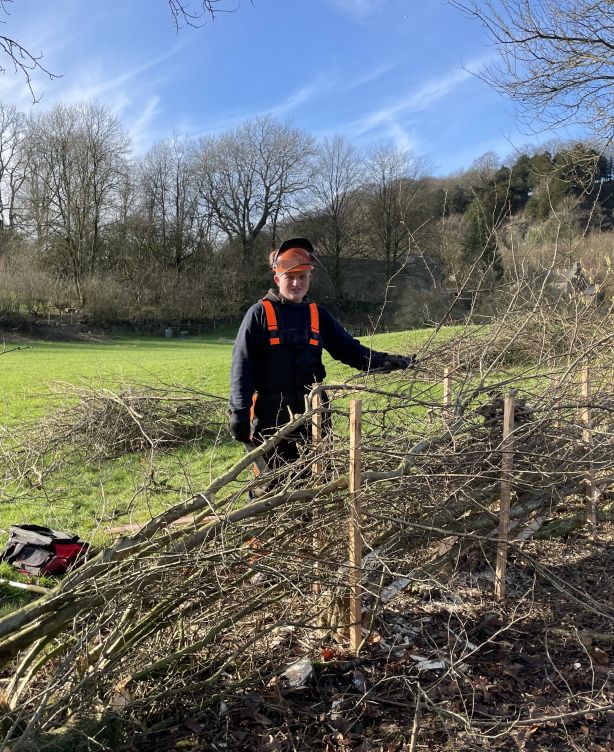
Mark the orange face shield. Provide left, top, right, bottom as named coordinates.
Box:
left=271, top=247, right=314, bottom=275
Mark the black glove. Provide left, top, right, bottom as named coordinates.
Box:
left=228, top=413, right=251, bottom=443
left=380, top=354, right=417, bottom=372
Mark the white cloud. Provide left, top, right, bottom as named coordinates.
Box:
left=386, top=120, right=418, bottom=153
left=126, top=95, right=162, bottom=153
left=0, top=0, right=104, bottom=110
left=345, top=62, right=396, bottom=90
left=353, top=66, right=472, bottom=135
left=195, top=60, right=396, bottom=137
left=191, top=73, right=339, bottom=136
left=269, top=75, right=336, bottom=116
left=59, top=45, right=181, bottom=109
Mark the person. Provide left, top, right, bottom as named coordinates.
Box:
left=228, top=237, right=414, bottom=469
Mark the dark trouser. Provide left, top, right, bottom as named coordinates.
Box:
left=252, top=425, right=308, bottom=471
left=249, top=392, right=328, bottom=493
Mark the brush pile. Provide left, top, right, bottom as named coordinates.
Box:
left=0, top=303, right=613, bottom=751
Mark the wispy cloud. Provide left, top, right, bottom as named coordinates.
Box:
left=36, top=33, right=185, bottom=149
left=352, top=65, right=473, bottom=136
left=59, top=44, right=182, bottom=108
left=126, top=95, right=162, bottom=153
left=191, top=73, right=339, bottom=136
left=345, top=61, right=396, bottom=90
left=328, top=0, right=386, bottom=21
left=269, top=61, right=396, bottom=117
left=269, top=75, right=337, bottom=117
left=386, top=120, right=418, bottom=153
left=195, top=60, right=397, bottom=137
left=314, top=58, right=495, bottom=154
left=0, top=0, right=107, bottom=110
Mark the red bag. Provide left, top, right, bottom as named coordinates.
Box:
left=1, top=524, right=89, bottom=576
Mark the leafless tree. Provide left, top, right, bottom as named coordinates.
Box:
left=0, top=1, right=59, bottom=102
left=363, top=144, right=433, bottom=278
left=468, top=150, right=501, bottom=182
left=197, top=115, right=315, bottom=258
left=0, top=1, right=239, bottom=102
left=168, top=0, right=239, bottom=29
left=0, top=103, right=27, bottom=236
left=308, top=135, right=364, bottom=296
left=24, top=103, right=130, bottom=304
left=450, top=0, right=614, bottom=143
left=137, top=133, right=213, bottom=272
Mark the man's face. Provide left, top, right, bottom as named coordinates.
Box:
left=274, top=270, right=312, bottom=303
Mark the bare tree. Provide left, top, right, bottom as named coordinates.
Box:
left=168, top=0, right=238, bottom=28
left=198, top=116, right=314, bottom=258
left=0, top=103, right=27, bottom=236
left=468, top=150, right=501, bottom=182
left=24, top=103, right=130, bottom=304
left=308, top=135, right=364, bottom=296
left=0, top=1, right=238, bottom=102
left=0, top=1, right=59, bottom=102
left=363, top=144, right=431, bottom=278
left=450, top=0, right=614, bottom=142
left=137, top=134, right=212, bottom=272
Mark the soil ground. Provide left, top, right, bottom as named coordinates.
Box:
left=0, top=314, right=109, bottom=342
left=137, top=524, right=614, bottom=752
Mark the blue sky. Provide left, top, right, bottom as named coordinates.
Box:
left=0, top=0, right=581, bottom=174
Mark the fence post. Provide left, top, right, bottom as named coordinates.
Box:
left=348, top=399, right=363, bottom=655
left=494, top=390, right=516, bottom=601
left=443, top=368, right=452, bottom=410
left=581, top=367, right=597, bottom=539
left=312, top=391, right=323, bottom=594
left=552, top=376, right=561, bottom=430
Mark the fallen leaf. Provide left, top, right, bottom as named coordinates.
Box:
left=409, top=655, right=447, bottom=671
left=108, top=676, right=132, bottom=712
left=184, top=716, right=203, bottom=734
left=352, top=668, right=367, bottom=692
left=593, top=646, right=610, bottom=665
left=259, top=734, right=283, bottom=751
left=379, top=721, right=400, bottom=734
left=281, top=655, right=313, bottom=687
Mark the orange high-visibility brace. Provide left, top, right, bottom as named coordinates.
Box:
left=260, top=299, right=320, bottom=348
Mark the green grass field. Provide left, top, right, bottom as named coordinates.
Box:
left=0, top=325, right=456, bottom=555
left=1, top=327, right=442, bottom=425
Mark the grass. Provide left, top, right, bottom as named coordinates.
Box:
left=1, top=326, right=448, bottom=425
left=0, top=561, right=57, bottom=617
left=1, top=336, right=233, bottom=427
left=0, top=324, right=461, bottom=546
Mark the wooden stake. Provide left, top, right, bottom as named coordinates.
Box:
left=581, top=366, right=597, bottom=539
left=348, top=399, right=363, bottom=655
left=552, top=376, right=561, bottom=430
left=312, top=391, right=323, bottom=594
left=443, top=368, right=452, bottom=409
left=494, top=390, right=516, bottom=601
left=312, top=391, right=323, bottom=476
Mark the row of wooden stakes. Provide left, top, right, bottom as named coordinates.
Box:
left=311, top=366, right=601, bottom=655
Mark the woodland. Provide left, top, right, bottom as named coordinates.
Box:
left=0, top=96, right=611, bottom=334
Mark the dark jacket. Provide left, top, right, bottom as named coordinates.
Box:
left=229, top=290, right=388, bottom=437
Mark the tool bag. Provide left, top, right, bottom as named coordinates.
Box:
left=0, top=524, right=89, bottom=576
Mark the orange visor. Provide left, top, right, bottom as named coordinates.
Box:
left=273, top=247, right=314, bottom=274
